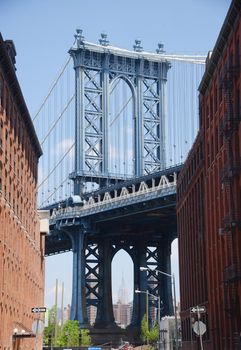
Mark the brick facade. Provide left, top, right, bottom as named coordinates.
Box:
left=0, top=34, right=44, bottom=350
left=177, top=133, right=208, bottom=347
left=177, top=1, right=241, bottom=348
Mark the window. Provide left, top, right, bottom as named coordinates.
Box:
left=4, top=170, right=7, bottom=198
left=211, top=135, right=214, bottom=162
left=218, top=68, right=223, bottom=104
left=9, top=99, right=13, bottom=129
left=215, top=127, right=219, bottom=155
left=0, top=119, right=3, bottom=148
left=210, top=95, right=213, bottom=120
left=0, top=77, right=4, bottom=109
left=236, top=38, right=240, bottom=67
left=206, top=105, right=210, bottom=128
left=207, top=142, right=210, bottom=167
left=0, top=161, right=2, bottom=191
left=5, top=88, right=9, bottom=117
left=214, top=86, right=218, bottom=113
left=236, top=88, right=240, bottom=117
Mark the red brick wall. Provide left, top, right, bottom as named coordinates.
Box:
left=0, top=39, right=44, bottom=350
left=177, top=1, right=241, bottom=348
left=177, top=133, right=209, bottom=347
left=200, top=8, right=241, bottom=348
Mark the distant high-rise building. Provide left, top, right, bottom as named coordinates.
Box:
left=87, top=304, right=97, bottom=326
left=86, top=273, right=98, bottom=325
left=113, top=301, right=132, bottom=328
left=63, top=304, right=71, bottom=323
left=118, top=274, right=130, bottom=304
left=113, top=275, right=132, bottom=328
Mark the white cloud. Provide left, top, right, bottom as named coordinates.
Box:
left=52, top=138, right=75, bottom=159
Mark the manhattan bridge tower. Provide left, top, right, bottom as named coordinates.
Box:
left=69, top=30, right=170, bottom=194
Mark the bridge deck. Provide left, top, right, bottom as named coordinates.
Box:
left=45, top=165, right=182, bottom=256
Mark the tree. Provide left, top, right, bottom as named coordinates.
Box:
left=43, top=307, right=61, bottom=346
left=140, top=314, right=159, bottom=346
left=80, top=329, right=91, bottom=346
left=55, top=320, right=91, bottom=347
left=141, top=314, right=149, bottom=343
left=56, top=320, right=80, bottom=346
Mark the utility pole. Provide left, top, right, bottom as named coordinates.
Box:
left=140, top=267, right=179, bottom=349
left=54, top=279, right=58, bottom=345
left=61, top=282, right=64, bottom=327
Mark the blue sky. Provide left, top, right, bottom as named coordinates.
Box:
left=1, top=0, right=231, bottom=308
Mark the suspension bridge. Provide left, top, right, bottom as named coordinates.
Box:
left=36, top=30, right=206, bottom=343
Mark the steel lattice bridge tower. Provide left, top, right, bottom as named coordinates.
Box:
left=70, top=30, right=170, bottom=191
left=42, top=30, right=205, bottom=343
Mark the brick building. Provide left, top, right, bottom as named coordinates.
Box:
left=177, top=1, right=241, bottom=349
left=0, top=33, right=44, bottom=349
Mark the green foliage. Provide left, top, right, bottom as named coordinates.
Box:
left=43, top=322, right=54, bottom=346
left=148, top=323, right=159, bottom=344
left=56, top=320, right=80, bottom=346
left=140, top=314, right=159, bottom=346
left=43, top=307, right=91, bottom=347
left=80, top=328, right=91, bottom=346
left=141, top=314, right=149, bottom=342
left=43, top=307, right=61, bottom=346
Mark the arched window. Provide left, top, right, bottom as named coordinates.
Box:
left=109, top=78, right=135, bottom=177
left=112, top=248, right=133, bottom=328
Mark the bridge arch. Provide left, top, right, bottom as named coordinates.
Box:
left=111, top=247, right=134, bottom=328
left=109, top=76, right=136, bottom=177
left=109, top=74, right=136, bottom=97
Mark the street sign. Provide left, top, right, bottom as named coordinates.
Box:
left=190, top=306, right=206, bottom=313
left=192, top=321, right=206, bottom=336
left=31, top=307, right=47, bottom=313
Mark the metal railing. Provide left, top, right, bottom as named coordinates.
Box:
left=51, top=173, right=177, bottom=221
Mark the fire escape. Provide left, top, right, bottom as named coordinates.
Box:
left=220, top=58, right=241, bottom=317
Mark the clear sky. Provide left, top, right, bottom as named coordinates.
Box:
left=1, top=0, right=231, bottom=308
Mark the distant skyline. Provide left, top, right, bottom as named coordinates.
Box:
left=0, top=0, right=231, bottom=308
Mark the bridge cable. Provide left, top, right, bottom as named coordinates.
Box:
left=33, top=57, right=71, bottom=122
left=38, top=143, right=74, bottom=189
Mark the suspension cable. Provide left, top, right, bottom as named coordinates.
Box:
left=37, top=143, right=74, bottom=189
left=109, top=96, right=132, bottom=127
left=40, top=94, right=75, bottom=146
left=33, top=57, right=71, bottom=121
left=40, top=174, right=70, bottom=207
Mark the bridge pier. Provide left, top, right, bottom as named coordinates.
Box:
left=46, top=166, right=179, bottom=337
left=59, top=229, right=175, bottom=331
left=131, top=242, right=148, bottom=326
left=95, top=238, right=116, bottom=328
left=70, top=228, right=88, bottom=326
left=158, top=239, right=174, bottom=317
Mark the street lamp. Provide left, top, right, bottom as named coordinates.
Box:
left=140, top=267, right=178, bottom=349
left=135, top=289, right=161, bottom=349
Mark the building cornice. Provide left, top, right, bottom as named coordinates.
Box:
left=199, top=0, right=241, bottom=95
left=0, top=33, right=42, bottom=157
